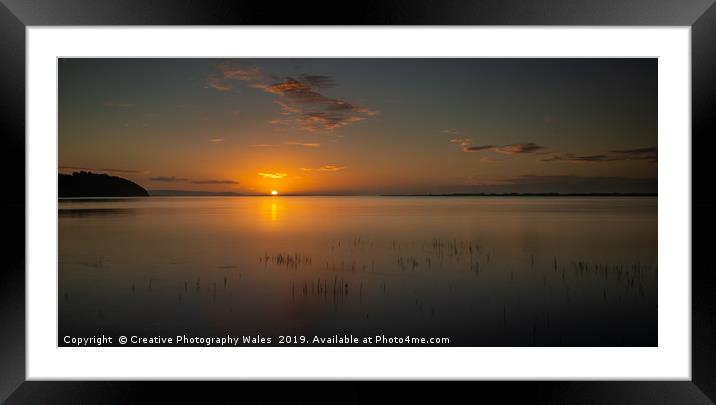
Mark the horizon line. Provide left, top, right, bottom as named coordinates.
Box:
left=59, top=191, right=658, bottom=199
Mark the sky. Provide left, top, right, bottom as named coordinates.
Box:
left=58, top=58, right=657, bottom=195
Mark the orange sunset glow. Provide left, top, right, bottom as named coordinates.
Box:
left=59, top=58, right=656, bottom=195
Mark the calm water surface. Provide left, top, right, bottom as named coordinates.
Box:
left=59, top=196, right=657, bottom=346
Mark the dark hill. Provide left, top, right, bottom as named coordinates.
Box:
left=59, top=171, right=149, bottom=197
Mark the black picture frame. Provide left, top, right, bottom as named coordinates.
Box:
left=1, top=0, right=714, bottom=403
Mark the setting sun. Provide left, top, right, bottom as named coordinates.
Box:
left=271, top=190, right=278, bottom=196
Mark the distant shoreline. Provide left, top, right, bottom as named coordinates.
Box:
left=59, top=192, right=658, bottom=199
left=379, top=193, right=657, bottom=197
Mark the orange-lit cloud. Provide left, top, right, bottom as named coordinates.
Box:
left=249, top=141, right=320, bottom=148
left=258, top=172, right=287, bottom=179
left=300, top=164, right=346, bottom=172
left=274, top=100, right=301, bottom=115
left=449, top=138, right=472, bottom=148
left=209, top=138, right=224, bottom=143
left=220, top=64, right=262, bottom=81
left=207, top=76, right=232, bottom=91
left=191, top=179, right=239, bottom=185
left=286, top=141, right=320, bottom=147
left=259, top=80, right=377, bottom=131
left=208, top=63, right=377, bottom=132
left=207, top=62, right=263, bottom=91
left=278, top=109, right=376, bottom=132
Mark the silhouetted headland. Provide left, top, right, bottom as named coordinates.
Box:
left=59, top=171, right=148, bottom=197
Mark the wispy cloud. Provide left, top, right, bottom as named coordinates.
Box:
left=209, top=138, right=224, bottom=143
left=258, top=172, right=287, bottom=179
left=256, top=76, right=377, bottom=131
left=541, top=147, right=657, bottom=163
left=447, top=133, right=656, bottom=164
left=286, top=141, right=320, bottom=148
left=274, top=100, right=301, bottom=115
left=300, top=164, right=346, bottom=172
left=208, top=62, right=377, bottom=132
left=148, top=176, right=238, bottom=185
left=541, top=154, right=612, bottom=163
left=250, top=141, right=321, bottom=148
left=463, top=145, right=495, bottom=152
left=191, top=179, right=239, bottom=185
left=492, top=143, right=545, bottom=154
left=610, top=147, right=658, bottom=156
left=150, top=176, right=188, bottom=182
left=451, top=138, right=545, bottom=155
left=207, top=63, right=262, bottom=91
left=449, top=138, right=472, bottom=148
left=319, top=165, right=346, bottom=172
left=207, top=76, right=231, bottom=91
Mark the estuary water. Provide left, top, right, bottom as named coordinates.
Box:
left=58, top=196, right=657, bottom=346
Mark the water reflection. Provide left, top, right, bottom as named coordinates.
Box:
left=58, top=208, right=135, bottom=217
left=58, top=196, right=657, bottom=346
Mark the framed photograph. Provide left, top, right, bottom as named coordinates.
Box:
left=2, top=0, right=714, bottom=402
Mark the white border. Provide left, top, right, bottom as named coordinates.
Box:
left=27, top=27, right=691, bottom=380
